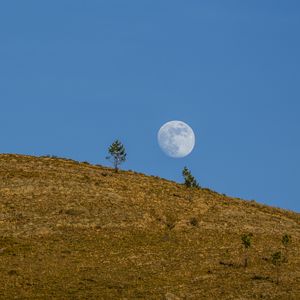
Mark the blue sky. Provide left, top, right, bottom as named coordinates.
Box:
left=0, top=1, right=299, bottom=212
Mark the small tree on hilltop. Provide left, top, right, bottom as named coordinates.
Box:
left=106, top=140, right=126, bottom=172
left=182, top=167, right=200, bottom=188
left=241, top=233, right=253, bottom=268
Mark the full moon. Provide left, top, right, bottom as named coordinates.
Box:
left=157, top=120, right=195, bottom=158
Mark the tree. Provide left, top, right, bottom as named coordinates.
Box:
left=271, top=251, right=283, bottom=284
left=182, top=167, right=200, bottom=188
left=282, top=234, right=291, bottom=263
left=106, top=140, right=126, bottom=172
left=241, top=233, right=253, bottom=267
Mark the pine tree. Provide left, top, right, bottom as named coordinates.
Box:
left=182, top=167, right=200, bottom=188
left=106, top=140, right=126, bottom=172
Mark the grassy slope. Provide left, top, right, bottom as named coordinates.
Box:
left=0, top=154, right=299, bottom=299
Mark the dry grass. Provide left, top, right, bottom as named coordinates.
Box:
left=0, top=154, right=299, bottom=299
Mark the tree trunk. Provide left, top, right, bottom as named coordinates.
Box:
left=244, top=250, right=248, bottom=268
left=114, top=160, right=118, bottom=172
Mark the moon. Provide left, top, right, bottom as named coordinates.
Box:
left=157, top=120, right=195, bottom=158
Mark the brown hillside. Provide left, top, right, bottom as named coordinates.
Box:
left=0, top=154, right=299, bottom=299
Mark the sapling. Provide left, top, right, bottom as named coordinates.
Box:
left=182, top=167, right=200, bottom=201
left=282, top=234, right=291, bottom=263
left=182, top=167, right=199, bottom=188
left=106, top=140, right=127, bottom=172
left=271, top=251, right=283, bottom=285
left=241, top=233, right=253, bottom=268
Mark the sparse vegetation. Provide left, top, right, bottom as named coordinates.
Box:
left=241, top=233, right=253, bottom=267
left=251, top=275, right=270, bottom=281
left=106, top=140, right=127, bottom=172
left=282, top=234, right=291, bottom=247
left=189, top=217, right=199, bottom=227
left=271, top=251, right=283, bottom=284
left=165, top=214, right=177, bottom=230
left=282, top=233, right=291, bottom=262
left=0, top=154, right=299, bottom=299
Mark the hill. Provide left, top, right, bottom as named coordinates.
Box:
left=0, top=154, right=299, bottom=299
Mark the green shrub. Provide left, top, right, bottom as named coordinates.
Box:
left=190, top=217, right=199, bottom=227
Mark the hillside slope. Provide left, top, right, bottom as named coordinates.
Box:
left=0, top=154, right=299, bottom=299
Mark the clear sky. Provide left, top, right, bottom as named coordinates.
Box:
left=1, top=1, right=299, bottom=212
